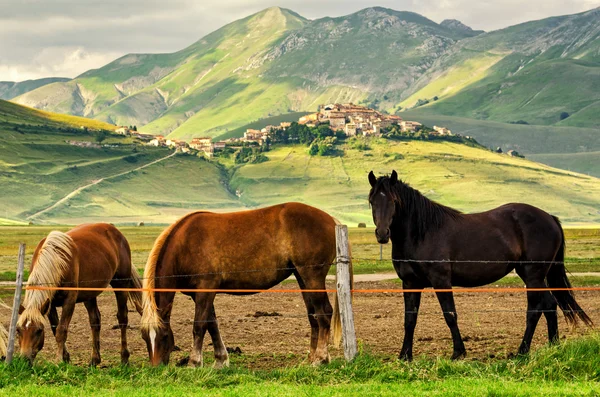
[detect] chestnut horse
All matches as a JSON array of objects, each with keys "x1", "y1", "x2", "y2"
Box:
[
  {"x1": 17, "y1": 223, "x2": 143, "y2": 365},
  {"x1": 368, "y1": 170, "x2": 592, "y2": 360},
  {"x1": 141, "y1": 203, "x2": 344, "y2": 366}
]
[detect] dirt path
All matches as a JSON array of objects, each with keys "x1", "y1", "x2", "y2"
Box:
[
  {"x1": 4, "y1": 279, "x2": 597, "y2": 368},
  {"x1": 27, "y1": 152, "x2": 176, "y2": 220}
]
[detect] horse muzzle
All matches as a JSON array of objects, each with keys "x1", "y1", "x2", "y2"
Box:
[{"x1": 375, "y1": 228, "x2": 390, "y2": 244}]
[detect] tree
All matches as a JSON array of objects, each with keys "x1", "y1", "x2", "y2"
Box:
[
  {"x1": 95, "y1": 130, "x2": 108, "y2": 144},
  {"x1": 133, "y1": 125, "x2": 138, "y2": 131},
  {"x1": 560, "y1": 112, "x2": 570, "y2": 120}
]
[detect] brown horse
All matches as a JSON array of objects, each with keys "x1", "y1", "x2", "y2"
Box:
[
  {"x1": 141, "y1": 203, "x2": 345, "y2": 367},
  {"x1": 17, "y1": 223, "x2": 143, "y2": 365},
  {"x1": 368, "y1": 170, "x2": 592, "y2": 360}
]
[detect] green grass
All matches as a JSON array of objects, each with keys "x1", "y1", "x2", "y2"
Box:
[{"x1": 3, "y1": 335, "x2": 600, "y2": 395}]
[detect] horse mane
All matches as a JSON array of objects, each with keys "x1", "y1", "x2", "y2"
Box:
[
  {"x1": 141, "y1": 212, "x2": 204, "y2": 332},
  {"x1": 370, "y1": 177, "x2": 462, "y2": 242},
  {"x1": 18, "y1": 231, "x2": 75, "y2": 326}
]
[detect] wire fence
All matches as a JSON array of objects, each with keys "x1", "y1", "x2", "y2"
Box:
[{"x1": 1, "y1": 256, "x2": 599, "y2": 294}]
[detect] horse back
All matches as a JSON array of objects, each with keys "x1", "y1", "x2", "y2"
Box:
[
  {"x1": 66, "y1": 223, "x2": 128, "y2": 289},
  {"x1": 162, "y1": 203, "x2": 336, "y2": 289}
]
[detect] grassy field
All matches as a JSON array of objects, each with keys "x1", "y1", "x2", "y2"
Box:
[
  {"x1": 0, "y1": 226, "x2": 598, "y2": 281},
  {"x1": 400, "y1": 110, "x2": 600, "y2": 177},
  {"x1": 2, "y1": 334, "x2": 600, "y2": 396}
]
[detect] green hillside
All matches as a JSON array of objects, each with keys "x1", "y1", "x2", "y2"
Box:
[
  {"x1": 400, "y1": 110, "x2": 600, "y2": 177},
  {"x1": 23, "y1": 136, "x2": 600, "y2": 226},
  {"x1": 0, "y1": 99, "x2": 116, "y2": 131},
  {"x1": 0, "y1": 78, "x2": 70, "y2": 100}
]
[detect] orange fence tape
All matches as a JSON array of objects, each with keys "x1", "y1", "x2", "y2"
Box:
[{"x1": 3, "y1": 285, "x2": 600, "y2": 294}]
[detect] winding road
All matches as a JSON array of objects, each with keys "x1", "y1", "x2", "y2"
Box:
[{"x1": 27, "y1": 152, "x2": 176, "y2": 220}]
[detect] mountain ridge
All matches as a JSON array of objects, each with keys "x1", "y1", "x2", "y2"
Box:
[{"x1": 11, "y1": 6, "x2": 600, "y2": 138}]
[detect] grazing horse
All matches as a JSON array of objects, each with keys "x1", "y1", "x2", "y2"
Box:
[
  {"x1": 141, "y1": 203, "x2": 344, "y2": 367},
  {"x1": 368, "y1": 170, "x2": 592, "y2": 360},
  {"x1": 17, "y1": 223, "x2": 143, "y2": 365}
]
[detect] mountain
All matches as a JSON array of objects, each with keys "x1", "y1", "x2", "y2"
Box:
[
  {"x1": 440, "y1": 19, "x2": 484, "y2": 36},
  {"x1": 12, "y1": 6, "x2": 600, "y2": 140},
  {"x1": 0, "y1": 77, "x2": 70, "y2": 100},
  {"x1": 401, "y1": 7, "x2": 600, "y2": 126}
]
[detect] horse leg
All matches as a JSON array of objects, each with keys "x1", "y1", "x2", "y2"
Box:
[
  {"x1": 55, "y1": 291, "x2": 77, "y2": 363},
  {"x1": 190, "y1": 291, "x2": 216, "y2": 367},
  {"x1": 48, "y1": 304, "x2": 59, "y2": 337},
  {"x1": 296, "y1": 275, "x2": 319, "y2": 362},
  {"x1": 544, "y1": 295, "x2": 559, "y2": 345},
  {"x1": 114, "y1": 291, "x2": 131, "y2": 365},
  {"x1": 296, "y1": 266, "x2": 332, "y2": 365},
  {"x1": 206, "y1": 304, "x2": 229, "y2": 368},
  {"x1": 84, "y1": 298, "x2": 102, "y2": 366},
  {"x1": 434, "y1": 291, "x2": 466, "y2": 359},
  {"x1": 516, "y1": 266, "x2": 556, "y2": 354},
  {"x1": 399, "y1": 281, "x2": 422, "y2": 361}
]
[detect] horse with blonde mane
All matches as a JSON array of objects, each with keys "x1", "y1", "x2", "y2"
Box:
[
  {"x1": 141, "y1": 202, "x2": 348, "y2": 367},
  {"x1": 17, "y1": 223, "x2": 143, "y2": 365}
]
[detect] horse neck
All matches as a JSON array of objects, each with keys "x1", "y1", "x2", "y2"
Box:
[{"x1": 391, "y1": 183, "x2": 459, "y2": 251}]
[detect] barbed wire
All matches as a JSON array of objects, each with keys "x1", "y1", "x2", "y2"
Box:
[{"x1": 5, "y1": 257, "x2": 599, "y2": 287}]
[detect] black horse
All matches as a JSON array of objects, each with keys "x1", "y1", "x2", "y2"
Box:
[{"x1": 368, "y1": 170, "x2": 592, "y2": 360}]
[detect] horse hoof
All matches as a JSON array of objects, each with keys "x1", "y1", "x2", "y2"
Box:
[
  {"x1": 451, "y1": 350, "x2": 466, "y2": 360},
  {"x1": 176, "y1": 356, "x2": 190, "y2": 367},
  {"x1": 213, "y1": 358, "x2": 230, "y2": 369},
  {"x1": 121, "y1": 349, "x2": 130, "y2": 365},
  {"x1": 311, "y1": 353, "x2": 330, "y2": 366},
  {"x1": 398, "y1": 352, "x2": 413, "y2": 362},
  {"x1": 63, "y1": 352, "x2": 71, "y2": 363}
]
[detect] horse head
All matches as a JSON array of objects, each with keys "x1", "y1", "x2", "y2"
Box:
[
  {"x1": 17, "y1": 299, "x2": 49, "y2": 365},
  {"x1": 141, "y1": 301, "x2": 175, "y2": 366},
  {"x1": 368, "y1": 170, "x2": 399, "y2": 244}
]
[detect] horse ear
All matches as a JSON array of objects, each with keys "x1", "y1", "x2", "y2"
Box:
[
  {"x1": 390, "y1": 170, "x2": 398, "y2": 184},
  {"x1": 368, "y1": 171, "x2": 377, "y2": 187},
  {"x1": 40, "y1": 299, "x2": 50, "y2": 316},
  {"x1": 19, "y1": 304, "x2": 25, "y2": 315}
]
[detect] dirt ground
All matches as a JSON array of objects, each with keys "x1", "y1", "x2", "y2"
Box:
[{"x1": 4, "y1": 280, "x2": 599, "y2": 368}]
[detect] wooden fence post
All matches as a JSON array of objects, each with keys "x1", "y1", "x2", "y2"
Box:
[
  {"x1": 6, "y1": 243, "x2": 25, "y2": 364},
  {"x1": 335, "y1": 225, "x2": 357, "y2": 361}
]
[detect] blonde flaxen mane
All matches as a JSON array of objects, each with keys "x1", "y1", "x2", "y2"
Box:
[
  {"x1": 17, "y1": 231, "x2": 75, "y2": 326},
  {"x1": 141, "y1": 212, "x2": 205, "y2": 332}
]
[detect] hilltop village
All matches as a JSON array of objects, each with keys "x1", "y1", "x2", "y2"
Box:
[{"x1": 122, "y1": 103, "x2": 455, "y2": 157}]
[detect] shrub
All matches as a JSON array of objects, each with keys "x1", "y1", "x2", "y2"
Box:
[{"x1": 560, "y1": 111, "x2": 570, "y2": 120}]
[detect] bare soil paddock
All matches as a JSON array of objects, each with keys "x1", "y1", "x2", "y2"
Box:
[{"x1": 3, "y1": 280, "x2": 598, "y2": 369}]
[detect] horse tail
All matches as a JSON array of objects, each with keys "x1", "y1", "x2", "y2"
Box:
[
  {"x1": 127, "y1": 263, "x2": 143, "y2": 315},
  {"x1": 331, "y1": 219, "x2": 353, "y2": 348},
  {"x1": 546, "y1": 216, "x2": 593, "y2": 327},
  {"x1": 141, "y1": 212, "x2": 201, "y2": 332}
]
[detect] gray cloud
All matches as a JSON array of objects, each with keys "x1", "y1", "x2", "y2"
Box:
[{"x1": 0, "y1": 0, "x2": 598, "y2": 81}]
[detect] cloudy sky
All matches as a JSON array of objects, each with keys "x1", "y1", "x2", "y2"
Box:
[{"x1": 1, "y1": 0, "x2": 598, "y2": 82}]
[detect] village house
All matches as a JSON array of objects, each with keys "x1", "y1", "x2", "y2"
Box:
[
  {"x1": 134, "y1": 133, "x2": 154, "y2": 141},
  {"x1": 213, "y1": 141, "x2": 226, "y2": 151},
  {"x1": 298, "y1": 113, "x2": 319, "y2": 125},
  {"x1": 344, "y1": 122, "x2": 357, "y2": 136},
  {"x1": 244, "y1": 129, "x2": 268, "y2": 143},
  {"x1": 189, "y1": 137, "x2": 214, "y2": 156},
  {"x1": 400, "y1": 120, "x2": 422, "y2": 133},
  {"x1": 148, "y1": 135, "x2": 166, "y2": 147},
  {"x1": 115, "y1": 126, "x2": 130, "y2": 135},
  {"x1": 432, "y1": 126, "x2": 452, "y2": 136}
]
